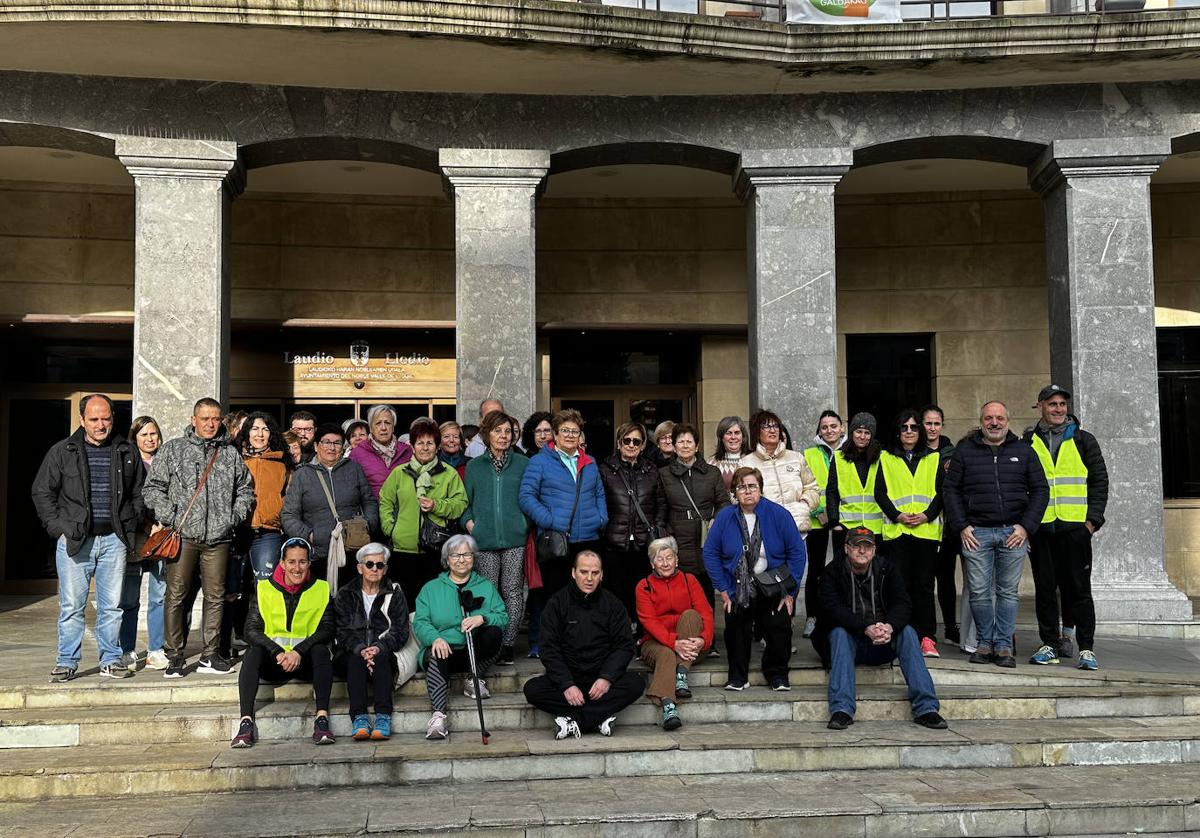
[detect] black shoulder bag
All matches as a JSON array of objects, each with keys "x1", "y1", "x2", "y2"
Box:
[{"x1": 536, "y1": 474, "x2": 583, "y2": 563}]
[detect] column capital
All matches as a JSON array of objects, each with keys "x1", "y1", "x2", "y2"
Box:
[
  {"x1": 734, "y1": 148, "x2": 852, "y2": 200},
  {"x1": 1028, "y1": 137, "x2": 1171, "y2": 196},
  {"x1": 115, "y1": 137, "x2": 244, "y2": 196},
  {"x1": 439, "y1": 148, "x2": 549, "y2": 190}
]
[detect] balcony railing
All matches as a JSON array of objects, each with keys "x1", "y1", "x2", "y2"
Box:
[{"x1": 592, "y1": 0, "x2": 1200, "y2": 22}]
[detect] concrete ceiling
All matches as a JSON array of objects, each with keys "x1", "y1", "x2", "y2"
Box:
[{"x1": 3, "y1": 146, "x2": 1200, "y2": 196}]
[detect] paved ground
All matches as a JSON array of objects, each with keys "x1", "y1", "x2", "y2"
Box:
[{"x1": 3, "y1": 594, "x2": 1197, "y2": 688}]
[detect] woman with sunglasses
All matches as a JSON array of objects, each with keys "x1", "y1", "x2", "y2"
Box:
[
  {"x1": 333, "y1": 542, "x2": 410, "y2": 741},
  {"x1": 875, "y1": 409, "x2": 945, "y2": 659},
  {"x1": 232, "y1": 537, "x2": 335, "y2": 748},
  {"x1": 599, "y1": 422, "x2": 667, "y2": 628}
]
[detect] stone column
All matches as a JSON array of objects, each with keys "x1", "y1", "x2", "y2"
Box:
[
  {"x1": 440, "y1": 149, "x2": 548, "y2": 423},
  {"x1": 1030, "y1": 137, "x2": 1192, "y2": 623},
  {"x1": 117, "y1": 138, "x2": 243, "y2": 437},
  {"x1": 736, "y1": 149, "x2": 851, "y2": 440}
]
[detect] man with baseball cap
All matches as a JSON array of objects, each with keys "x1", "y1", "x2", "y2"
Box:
[
  {"x1": 812, "y1": 525, "x2": 946, "y2": 731},
  {"x1": 1021, "y1": 385, "x2": 1108, "y2": 670}
]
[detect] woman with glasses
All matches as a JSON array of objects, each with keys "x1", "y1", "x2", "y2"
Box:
[
  {"x1": 636, "y1": 536, "x2": 713, "y2": 731},
  {"x1": 739, "y1": 409, "x2": 820, "y2": 537},
  {"x1": 462, "y1": 410, "x2": 529, "y2": 665},
  {"x1": 333, "y1": 542, "x2": 410, "y2": 741},
  {"x1": 519, "y1": 412, "x2": 554, "y2": 456},
  {"x1": 349, "y1": 405, "x2": 414, "y2": 500},
  {"x1": 651, "y1": 421, "x2": 676, "y2": 468},
  {"x1": 380, "y1": 418, "x2": 469, "y2": 610},
  {"x1": 599, "y1": 422, "x2": 667, "y2": 627},
  {"x1": 519, "y1": 409, "x2": 608, "y2": 598},
  {"x1": 708, "y1": 416, "x2": 752, "y2": 494},
  {"x1": 876, "y1": 409, "x2": 945, "y2": 658},
  {"x1": 412, "y1": 534, "x2": 507, "y2": 740},
  {"x1": 800, "y1": 410, "x2": 846, "y2": 639},
  {"x1": 231, "y1": 537, "x2": 335, "y2": 748}
]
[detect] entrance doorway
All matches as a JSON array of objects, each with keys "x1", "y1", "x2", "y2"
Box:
[
  {"x1": 554, "y1": 393, "x2": 691, "y2": 463},
  {"x1": 845, "y1": 333, "x2": 934, "y2": 429}
]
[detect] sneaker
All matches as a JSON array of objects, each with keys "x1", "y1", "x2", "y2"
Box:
[
  {"x1": 921, "y1": 637, "x2": 940, "y2": 658},
  {"x1": 1029, "y1": 645, "x2": 1060, "y2": 666},
  {"x1": 723, "y1": 681, "x2": 748, "y2": 692},
  {"x1": 1077, "y1": 650, "x2": 1099, "y2": 671},
  {"x1": 553, "y1": 716, "x2": 581, "y2": 740},
  {"x1": 464, "y1": 678, "x2": 490, "y2": 700},
  {"x1": 120, "y1": 651, "x2": 143, "y2": 670},
  {"x1": 48, "y1": 665, "x2": 76, "y2": 684},
  {"x1": 802, "y1": 616, "x2": 817, "y2": 639},
  {"x1": 962, "y1": 644, "x2": 978, "y2": 655},
  {"x1": 914, "y1": 711, "x2": 948, "y2": 730},
  {"x1": 498, "y1": 646, "x2": 515, "y2": 666},
  {"x1": 371, "y1": 714, "x2": 392, "y2": 740},
  {"x1": 994, "y1": 649, "x2": 1017, "y2": 668},
  {"x1": 944, "y1": 624, "x2": 961, "y2": 646},
  {"x1": 145, "y1": 650, "x2": 170, "y2": 671},
  {"x1": 827, "y1": 711, "x2": 854, "y2": 731},
  {"x1": 527, "y1": 645, "x2": 540, "y2": 659},
  {"x1": 197, "y1": 654, "x2": 235, "y2": 675},
  {"x1": 769, "y1": 678, "x2": 791, "y2": 692},
  {"x1": 968, "y1": 648, "x2": 994, "y2": 665},
  {"x1": 426, "y1": 711, "x2": 449, "y2": 740},
  {"x1": 312, "y1": 715, "x2": 335, "y2": 745},
  {"x1": 674, "y1": 669, "x2": 692, "y2": 699},
  {"x1": 164, "y1": 656, "x2": 187, "y2": 678},
  {"x1": 661, "y1": 702, "x2": 682, "y2": 731},
  {"x1": 1057, "y1": 634, "x2": 1076, "y2": 660},
  {"x1": 707, "y1": 642, "x2": 720, "y2": 658},
  {"x1": 598, "y1": 715, "x2": 618, "y2": 737},
  {"x1": 99, "y1": 662, "x2": 133, "y2": 679},
  {"x1": 352, "y1": 714, "x2": 372, "y2": 741},
  {"x1": 230, "y1": 718, "x2": 256, "y2": 749}
]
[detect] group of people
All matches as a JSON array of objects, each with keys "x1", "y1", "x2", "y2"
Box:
[{"x1": 31, "y1": 381, "x2": 1106, "y2": 738}]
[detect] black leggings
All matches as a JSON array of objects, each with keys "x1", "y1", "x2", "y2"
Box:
[
  {"x1": 238, "y1": 643, "x2": 332, "y2": 718},
  {"x1": 423, "y1": 625, "x2": 503, "y2": 713},
  {"x1": 346, "y1": 650, "x2": 395, "y2": 717}
]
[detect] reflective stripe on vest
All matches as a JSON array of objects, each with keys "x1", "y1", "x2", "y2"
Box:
[
  {"x1": 833, "y1": 451, "x2": 883, "y2": 534},
  {"x1": 257, "y1": 579, "x2": 331, "y2": 653},
  {"x1": 803, "y1": 446, "x2": 832, "y2": 527},
  {"x1": 1030, "y1": 435, "x2": 1089, "y2": 523},
  {"x1": 879, "y1": 451, "x2": 943, "y2": 542}
]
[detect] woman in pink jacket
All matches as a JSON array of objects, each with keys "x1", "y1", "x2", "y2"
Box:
[{"x1": 349, "y1": 405, "x2": 414, "y2": 499}]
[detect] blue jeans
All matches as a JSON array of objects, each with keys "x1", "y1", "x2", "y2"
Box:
[
  {"x1": 56, "y1": 533, "x2": 126, "y2": 668},
  {"x1": 827, "y1": 625, "x2": 939, "y2": 718},
  {"x1": 961, "y1": 526, "x2": 1026, "y2": 652},
  {"x1": 119, "y1": 558, "x2": 166, "y2": 654},
  {"x1": 247, "y1": 531, "x2": 282, "y2": 582}
]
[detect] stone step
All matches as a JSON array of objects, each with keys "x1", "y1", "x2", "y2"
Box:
[
  {"x1": 2, "y1": 716, "x2": 1199, "y2": 801},
  {"x1": 4, "y1": 681, "x2": 1200, "y2": 748}
]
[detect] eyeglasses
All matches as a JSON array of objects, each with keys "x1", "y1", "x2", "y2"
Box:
[
  {"x1": 900, "y1": 424, "x2": 919, "y2": 431},
  {"x1": 557, "y1": 428, "x2": 581, "y2": 437},
  {"x1": 448, "y1": 552, "x2": 474, "y2": 561},
  {"x1": 317, "y1": 439, "x2": 342, "y2": 448},
  {"x1": 735, "y1": 484, "x2": 761, "y2": 493},
  {"x1": 760, "y1": 423, "x2": 780, "y2": 431},
  {"x1": 620, "y1": 437, "x2": 644, "y2": 447},
  {"x1": 360, "y1": 560, "x2": 387, "y2": 570}
]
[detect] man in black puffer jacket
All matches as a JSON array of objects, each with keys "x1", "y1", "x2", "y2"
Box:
[
  {"x1": 523, "y1": 551, "x2": 644, "y2": 739},
  {"x1": 944, "y1": 401, "x2": 1049, "y2": 669}
]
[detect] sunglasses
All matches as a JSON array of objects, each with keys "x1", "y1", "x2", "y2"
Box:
[
  {"x1": 360, "y1": 560, "x2": 388, "y2": 570},
  {"x1": 900, "y1": 424, "x2": 920, "y2": 431},
  {"x1": 620, "y1": 437, "x2": 644, "y2": 447}
]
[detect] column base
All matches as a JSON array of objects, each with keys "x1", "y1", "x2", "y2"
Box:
[{"x1": 1092, "y1": 579, "x2": 1195, "y2": 623}]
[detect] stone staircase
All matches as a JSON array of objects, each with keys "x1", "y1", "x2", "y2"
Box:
[{"x1": 3, "y1": 651, "x2": 1200, "y2": 836}]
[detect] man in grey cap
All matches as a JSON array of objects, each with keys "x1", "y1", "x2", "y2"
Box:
[{"x1": 1021, "y1": 385, "x2": 1108, "y2": 670}]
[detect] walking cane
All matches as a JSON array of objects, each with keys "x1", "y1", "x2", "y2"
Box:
[{"x1": 459, "y1": 588, "x2": 491, "y2": 745}]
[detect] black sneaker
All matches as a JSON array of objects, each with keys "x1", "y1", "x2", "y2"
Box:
[
  {"x1": 944, "y1": 624, "x2": 961, "y2": 646},
  {"x1": 723, "y1": 681, "x2": 748, "y2": 691},
  {"x1": 48, "y1": 665, "x2": 76, "y2": 684},
  {"x1": 914, "y1": 711, "x2": 948, "y2": 730},
  {"x1": 498, "y1": 646, "x2": 515, "y2": 666},
  {"x1": 968, "y1": 648, "x2": 995, "y2": 665},
  {"x1": 197, "y1": 654, "x2": 235, "y2": 675},
  {"x1": 827, "y1": 711, "x2": 854, "y2": 731},
  {"x1": 230, "y1": 718, "x2": 256, "y2": 749},
  {"x1": 312, "y1": 715, "x2": 335, "y2": 745},
  {"x1": 99, "y1": 662, "x2": 133, "y2": 679},
  {"x1": 769, "y1": 679, "x2": 791, "y2": 692},
  {"x1": 164, "y1": 657, "x2": 188, "y2": 679},
  {"x1": 994, "y1": 651, "x2": 1017, "y2": 669}
]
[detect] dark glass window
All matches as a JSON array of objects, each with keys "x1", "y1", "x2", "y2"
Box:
[
  {"x1": 550, "y1": 332, "x2": 697, "y2": 387},
  {"x1": 845, "y1": 333, "x2": 934, "y2": 428},
  {"x1": 1158, "y1": 327, "x2": 1200, "y2": 498}
]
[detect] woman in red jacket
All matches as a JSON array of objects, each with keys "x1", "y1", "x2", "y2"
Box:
[{"x1": 636, "y1": 536, "x2": 714, "y2": 731}]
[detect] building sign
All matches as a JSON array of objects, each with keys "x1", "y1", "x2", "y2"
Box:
[
  {"x1": 786, "y1": 0, "x2": 901, "y2": 23},
  {"x1": 284, "y1": 340, "x2": 455, "y2": 385}
]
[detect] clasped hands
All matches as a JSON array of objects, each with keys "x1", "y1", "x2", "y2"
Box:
[{"x1": 563, "y1": 679, "x2": 610, "y2": 706}]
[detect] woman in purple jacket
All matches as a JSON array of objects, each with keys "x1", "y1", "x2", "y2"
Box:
[{"x1": 349, "y1": 405, "x2": 414, "y2": 499}]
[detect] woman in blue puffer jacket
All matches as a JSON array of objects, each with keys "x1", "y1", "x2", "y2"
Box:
[{"x1": 519, "y1": 409, "x2": 608, "y2": 599}]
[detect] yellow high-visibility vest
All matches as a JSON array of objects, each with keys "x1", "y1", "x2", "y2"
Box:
[
  {"x1": 880, "y1": 451, "x2": 943, "y2": 542},
  {"x1": 1030, "y1": 435, "x2": 1089, "y2": 524},
  {"x1": 803, "y1": 446, "x2": 832, "y2": 528},
  {"x1": 833, "y1": 450, "x2": 882, "y2": 534},
  {"x1": 257, "y1": 579, "x2": 330, "y2": 652}
]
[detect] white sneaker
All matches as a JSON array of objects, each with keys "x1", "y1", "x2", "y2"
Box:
[
  {"x1": 144, "y1": 650, "x2": 169, "y2": 671},
  {"x1": 464, "y1": 678, "x2": 490, "y2": 700},
  {"x1": 803, "y1": 617, "x2": 817, "y2": 638},
  {"x1": 425, "y1": 711, "x2": 448, "y2": 740},
  {"x1": 554, "y1": 716, "x2": 581, "y2": 740},
  {"x1": 598, "y1": 715, "x2": 618, "y2": 737}
]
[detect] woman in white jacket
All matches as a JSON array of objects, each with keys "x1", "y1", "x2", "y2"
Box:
[{"x1": 738, "y1": 410, "x2": 820, "y2": 535}]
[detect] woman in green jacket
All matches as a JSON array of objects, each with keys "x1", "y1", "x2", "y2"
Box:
[
  {"x1": 380, "y1": 418, "x2": 469, "y2": 610},
  {"x1": 462, "y1": 410, "x2": 529, "y2": 666},
  {"x1": 413, "y1": 534, "x2": 508, "y2": 740}
]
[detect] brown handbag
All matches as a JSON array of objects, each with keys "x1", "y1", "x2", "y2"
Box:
[{"x1": 140, "y1": 450, "x2": 220, "y2": 561}]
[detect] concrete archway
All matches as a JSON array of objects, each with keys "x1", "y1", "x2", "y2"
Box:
[{"x1": 852, "y1": 135, "x2": 1046, "y2": 170}]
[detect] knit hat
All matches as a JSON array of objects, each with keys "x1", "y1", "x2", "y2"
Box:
[{"x1": 847, "y1": 412, "x2": 877, "y2": 438}]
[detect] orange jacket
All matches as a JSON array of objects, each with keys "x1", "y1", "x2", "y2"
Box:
[{"x1": 244, "y1": 450, "x2": 287, "y2": 530}]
